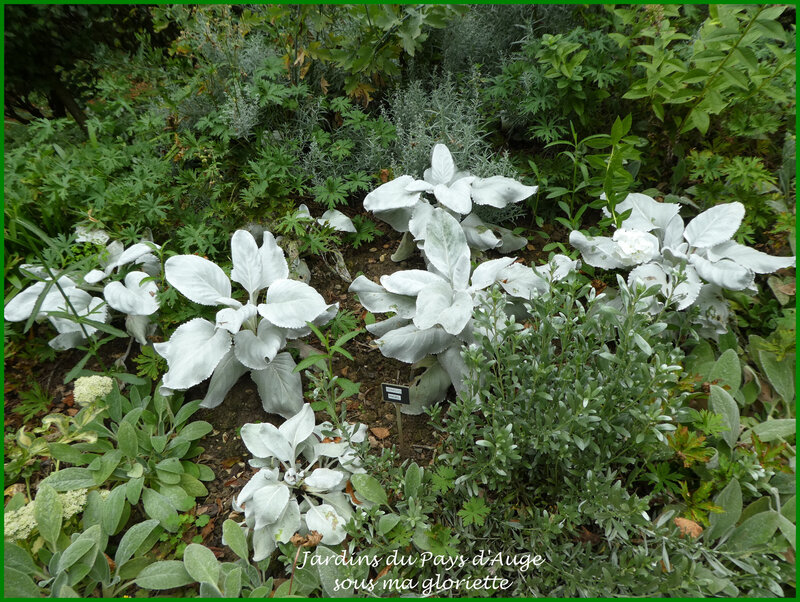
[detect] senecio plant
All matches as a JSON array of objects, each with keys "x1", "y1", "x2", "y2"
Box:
[
  {"x1": 155, "y1": 229, "x2": 337, "y2": 417},
  {"x1": 569, "y1": 194, "x2": 796, "y2": 335},
  {"x1": 364, "y1": 143, "x2": 537, "y2": 259},
  {"x1": 231, "y1": 404, "x2": 367, "y2": 561},
  {"x1": 351, "y1": 208, "x2": 576, "y2": 413},
  {"x1": 4, "y1": 238, "x2": 161, "y2": 349}
]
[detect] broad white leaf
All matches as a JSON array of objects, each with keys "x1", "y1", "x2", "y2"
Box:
[
  {"x1": 689, "y1": 254, "x2": 755, "y2": 291},
  {"x1": 460, "y1": 213, "x2": 501, "y2": 250},
  {"x1": 231, "y1": 230, "x2": 266, "y2": 297},
  {"x1": 315, "y1": 492, "x2": 355, "y2": 522},
  {"x1": 251, "y1": 525, "x2": 277, "y2": 562},
  {"x1": 201, "y1": 350, "x2": 249, "y2": 409},
  {"x1": 4, "y1": 277, "x2": 79, "y2": 322},
  {"x1": 376, "y1": 324, "x2": 453, "y2": 363},
  {"x1": 250, "y1": 483, "x2": 291, "y2": 530},
  {"x1": 427, "y1": 144, "x2": 455, "y2": 185},
  {"x1": 103, "y1": 271, "x2": 159, "y2": 316},
  {"x1": 616, "y1": 193, "x2": 680, "y2": 232},
  {"x1": 304, "y1": 468, "x2": 346, "y2": 492},
  {"x1": 258, "y1": 280, "x2": 327, "y2": 328},
  {"x1": 270, "y1": 499, "x2": 301, "y2": 544},
  {"x1": 363, "y1": 175, "x2": 421, "y2": 213},
  {"x1": 135, "y1": 253, "x2": 161, "y2": 276},
  {"x1": 706, "y1": 241, "x2": 796, "y2": 273},
  {"x1": 569, "y1": 231, "x2": 626, "y2": 269},
  {"x1": 438, "y1": 343, "x2": 468, "y2": 394},
  {"x1": 83, "y1": 269, "x2": 107, "y2": 284},
  {"x1": 380, "y1": 270, "x2": 445, "y2": 296},
  {"x1": 372, "y1": 207, "x2": 415, "y2": 233},
  {"x1": 49, "y1": 331, "x2": 88, "y2": 351},
  {"x1": 470, "y1": 176, "x2": 537, "y2": 208},
  {"x1": 349, "y1": 275, "x2": 416, "y2": 317},
  {"x1": 154, "y1": 318, "x2": 232, "y2": 390},
  {"x1": 683, "y1": 202, "x2": 745, "y2": 248},
  {"x1": 318, "y1": 210, "x2": 356, "y2": 233},
  {"x1": 672, "y1": 265, "x2": 703, "y2": 310},
  {"x1": 234, "y1": 321, "x2": 286, "y2": 370},
  {"x1": 405, "y1": 361, "x2": 451, "y2": 416},
  {"x1": 215, "y1": 303, "x2": 257, "y2": 334},
  {"x1": 365, "y1": 315, "x2": 411, "y2": 338},
  {"x1": 111, "y1": 242, "x2": 161, "y2": 271},
  {"x1": 423, "y1": 209, "x2": 471, "y2": 289},
  {"x1": 47, "y1": 293, "x2": 106, "y2": 334},
  {"x1": 241, "y1": 422, "x2": 292, "y2": 463},
  {"x1": 662, "y1": 214, "x2": 685, "y2": 248},
  {"x1": 295, "y1": 204, "x2": 313, "y2": 219},
  {"x1": 494, "y1": 224, "x2": 528, "y2": 253},
  {"x1": 165, "y1": 255, "x2": 232, "y2": 306},
  {"x1": 414, "y1": 284, "x2": 473, "y2": 336},
  {"x1": 236, "y1": 470, "x2": 279, "y2": 509},
  {"x1": 612, "y1": 229, "x2": 660, "y2": 265},
  {"x1": 471, "y1": 257, "x2": 516, "y2": 291},
  {"x1": 628, "y1": 263, "x2": 668, "y2": 291},
  {"x1": 278, "y1": 403, "x2": 315, "y2": 457},
  {"x1": 408, "y1": 201, "x2": 435, "y2": 241},
  {"x1": 546, "y1": 254, "x2": 579, "y2": 281},
  {"x1": 126, "y1": 314, "x2": 152, "y2": 345},
  {"x1": 250, "y1": 352, "x2": 303, "y2": 418},
  {"x1": 433, "y1": 178, "x2": 473, "y2": 214},
  {"x1": 259, "y1": 232, "x2": 289, "y2": 287},
  {"x1": 304, "y1": 504, "x2": 347, "y2": 545},
  {"x1": 498, "y1": 263, "x2": 548, "y2": 299}
]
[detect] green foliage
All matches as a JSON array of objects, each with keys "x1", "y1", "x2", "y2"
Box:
[
  {"x1": 12, "y1": 383, "x2": 54, "y2": 423},
  {"x1": 345, "y1": 215, "x2": 383, "y2": 249}
]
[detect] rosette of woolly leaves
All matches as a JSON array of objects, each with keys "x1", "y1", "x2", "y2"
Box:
[
  {"x1": 103, "y1": 271, "x2": 160, "y2": 345},
  {"x1": 155, "y1": 230, "x2": 337, "y2": 418},
  {"x1": 364, "y1": 144, "x2": 536, "y2": 256},
  {"x1": 570, "y1": 195, "x2": 795, "y2": 332},
  {"x1": 232, "y1": 405, "x2": 365, "y2": 561},
  {"x1": 350, "y1": 208, "x2": 576, "y2": 413}
]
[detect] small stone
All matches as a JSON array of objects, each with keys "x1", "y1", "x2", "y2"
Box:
[
  {"x1": 369, "y1": 247, "x2": 378, "y2": 252},
  {"x1": 370, "y1": 427, "x2": 390, "y2": 440},
  {"x1": 383, "y1": 244, "x2": 390, "y2": 249},
  {"x1": 66, "y1": 408, "x2": 78, "y2": 416},
  {"x1": 526, "y1": 244, "x2": 535, "y2": 251},
  {"x1": 368, "y1": 436, "x2": 379, "y2": 449},
  {"x1": 379, "y1": 254, "x2": 386, "y2": 262}
]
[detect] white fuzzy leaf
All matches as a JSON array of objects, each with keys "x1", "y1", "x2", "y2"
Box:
[
  {"x1": 215, "y1": 303, "x2": 257, "y2": 334},
  {"x1": 200, "y1": 350, "x2": 249, "y2": 409},
  {"x1": 428, "y1": 144, "x2": 455, "y2": 185},
  {"x1": 318, "y1": 210, "x2": 356, "y2": 233},
  {"x1": 683, "y1": 202, "x2": 745, "y2": 248},
  {"x1": 616, "y1": 193, "x2": 680, "y2": 232},
  {"x1": 49, "y1": 331, "x2": 88, "y2": 351},
  {"x1": 126, "y1": 314, "x2": 152, "y2": 345},
  {"x1": 304, "y1": 468, "x2": 345, "y2": 492},
  {"x1": 706, "y1": 241, "x2": 796, "y2": 273},
  {"x1": 304, "y1": 504, "x2": 347, "y2": 545},
  {"x1": 405, "y1": 361, "x2": 451, "y2": 416},
  {"x1": 236, "y1": 469, "x2": 279, "y2": 507},
  {"x1": 495, "y1": 225, "x2": 528, "y2": 253},
  {"x1": 423, "y1": 209, "x2": 470, "y2": 289},
  {"x1": 438, "y1": 343, "x2": 468, "y2": 394},
  {"x1": 365, "y1": 315, "x2": 411, "y2": 337},
  {"x1": 165, "y1": 255, "x2": 232, "y2": 306},
  {"x1": 470, "y1": 176, "x2": 537, "y2": 208},
  {"x1": 103, "y1": 271, "x2": 159, "y2": 316},
  {"x1": 569, "y1": 231, "x2": 626, "y2": 269},
  {"x1": 231, "y1": 230, "x2": 266, "y2": 296},
  {"x1": 673, "y1": 265, "x2": 703, "y2": 310},
  {"x1": 270, "y1": 499, "x2": 301, "y2": 544},
  {"x1": 372, "y1": 207, "x2": 415, "y2": 233},
  {"x1": 407, "y1": 201, "x2": 435, "y2": 241},
  {"x1": 628, "y1": 263, "x2": 668, "y2": 290},
  {"x1": 154, "y1": 318, "x2": 232, "y2": 390},
  {"x1": 433, "y1": 178, "x2": 473, "y2": 214},
  {"x1": 380, "y1": 270, "x2": 445, "y2": 296},
  {"x1": 662, "y1": 214, "x2": 685, "y2": 248},
  {"x1": 259, "y1": 232, "x2": 289, "y2": 287},
  {"x1": 414, "y1": 284, "x2": 473, "y2": 336},
  {"x1": 250, "y1": 352, "x2": 303, "y2": 418},
  {"x1": 258, "y1": 280, "x2": 327, "y2": 328},
  {"x1": 689, "y1": 254, "x2": 755, "y2": 290},
  {"x1": 241, "y1": 422, "x2": 292, "y2": 463},
  {"x1": 460, "y1": 213, "x2": 501, "y2": 250},
  {"x1": 348, "y1": 275, "x2": 416, "y2": 317},
  {"x1": 111, "y1": 242, "x2": 161, "y2": 271},
  {"x1": 471, "y1": 257, "x2": 516, "y2": 291},
  {"x1": 278, "y1": 403, "x2": 315, "y2": 457},
  {"x1": 234, "y1": 321, "x2": 285, "y2": 370},
  {"x1": 376, "y1": 324, "x2": 453, "y2": 363},
  {"x1": 250, "y1": 483, "x2": 291, "y2": 530},
  {"x1": 83, "y1": 269, "x2": 108, "y2": 284},
  {"x1": 364, "y1": 175, "x2": 421, "y2": 213},
  {"x1": 499, "y1": 263, "x2": 548, "y2": 299}
]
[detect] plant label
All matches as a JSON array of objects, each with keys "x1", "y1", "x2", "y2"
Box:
[{"x1": 381, "y1": 383, "x2": 410, "y2": 405}]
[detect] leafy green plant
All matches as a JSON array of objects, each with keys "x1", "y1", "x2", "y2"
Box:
[{"x1": 12, "y1": 382, "x2": 54, "y2": 423}]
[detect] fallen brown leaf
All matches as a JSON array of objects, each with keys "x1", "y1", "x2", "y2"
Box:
[
  {"x1": 674, "y1": 517, "x2": 703, "y2": 538},
  {"x1": 370, "y1": 427, "x2": 390, "y2": 440}
]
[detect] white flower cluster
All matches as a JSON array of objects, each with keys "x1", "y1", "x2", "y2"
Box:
[
  {"x1": 73, "y1": 375, "x2": 114, "y2": 405},
  {"x1": 3, "y1": 488, "x2": 89, "y2": 542}
]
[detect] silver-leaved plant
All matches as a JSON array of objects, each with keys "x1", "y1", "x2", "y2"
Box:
[
  {"x1": 350, "y1": 208, "x2": 576, "y2": 413},
  {"x1": 569, "y1": 194, "x2": 796, "y2": 335},
  {"x1": 154, "y1": 229, "x2": 337, "y2": 417},
  {"x1": 230, "y1": 404, "x2": 367, "y2": 561},
  {"x1": 364, "y1": 143, "x2": 537, "y2": 260}
]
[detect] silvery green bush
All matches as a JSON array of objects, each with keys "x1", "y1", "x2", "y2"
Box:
[
  {"x1": 364, "y1": 143, "x2": 536, "y2": 259},
  {"x1": 154, "y1": 229, "x2": 337, "y2": 417},
  {"x1": 350, "y1": 208, "x2": 576, "y2": 413},
  {"x1": 569, "y1": 194, "x2": 796, "y2": 335}
]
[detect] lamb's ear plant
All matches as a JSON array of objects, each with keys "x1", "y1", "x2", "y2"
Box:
[
  {"x1": 569, "y1": 194, "x2": 796, "y2": 336},
  {"x1": 154, "y1": 229, "x2": 338, "y2": 417},
  {"x1": 350, "y1": 208, "x2": 577, "y2": 413},
  {"x1": 363, "y1": 143, "x2": 537, "y2": 260}
]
